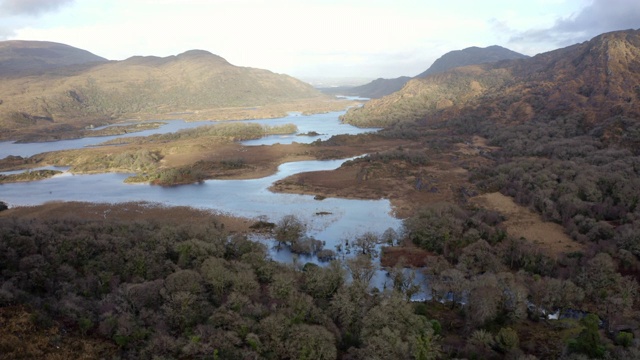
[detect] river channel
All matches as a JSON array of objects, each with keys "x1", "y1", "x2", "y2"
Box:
[{"x1": 0, "y1": 110, "x2": 425, "y2": 296}]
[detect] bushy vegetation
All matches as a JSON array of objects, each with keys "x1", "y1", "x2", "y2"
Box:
[
  {"x1": 340, "y1": 69, "x2": 512, "y2": 128},
  {"x1": 0, "y1": 169, "x2": 62, "y2": 183},
  {"x1": 0, "y1": 216, "x2": 441, "y2": 359},
  {"x1": 464, "y1": 114, "x2": 640, "y2": 252},
  {"x1": 347, "y1": 147, "x2": 431, "y2": 166},
  {"x1": 386, "y1": 106, "x2": 640, "y2": 358},
  {"x1": 101, "y1": 122, "x2": 298, "y2": 146}
]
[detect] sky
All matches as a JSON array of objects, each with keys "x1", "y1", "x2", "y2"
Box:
[{"x1": 1, "y1": 0, "x2": 639, "y2": 84}]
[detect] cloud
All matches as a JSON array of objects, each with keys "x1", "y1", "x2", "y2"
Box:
[
  {"x1": 0, "y1": 0, "x2": 74, "y2": 16},
  {"x1": 510, "y1": 0, "x2": 640, "y2": 49},
  {"x1": 555, "y1": 0, "x2": 640, "y2": 33}
]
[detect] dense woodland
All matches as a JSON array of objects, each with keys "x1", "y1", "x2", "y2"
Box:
[{"x1": 0, "y1": 216, "x2": 442, "y2": 359}]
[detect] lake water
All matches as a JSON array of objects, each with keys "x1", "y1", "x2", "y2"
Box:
[
  {"x1": 0, "y1": 110, "x2": 398, "y2": 252},
  {"x1": 0, "y1": 111, "x2": 377, "y2": 158},
  {"x1": 0, "y1": 110, "x2": 427, "y2": 297}
]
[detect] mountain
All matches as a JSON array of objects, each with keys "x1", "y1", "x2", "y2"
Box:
[
  {"x1": 0, "y1": 43, "x2": 328, "y2": 138},
  {"x1": 0, "y1": 40, "x2": 108, "y2": 76},
  {"x1": 326, "y1": 45, "x2": 527, "y2": 99},
  {"x1": 415, "y1": 45, "x2": 529, "y2": 78},
  {"x1": 320, "y1": 76, "x2": 412, "y2": 99},
  {"x1": 341, "y1": 30, "x2": 640, "y2": 128}
]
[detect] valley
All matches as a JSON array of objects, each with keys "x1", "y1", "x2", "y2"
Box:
[{"x1": 2, "y1": 29, "x2": 640, "y2": 359}]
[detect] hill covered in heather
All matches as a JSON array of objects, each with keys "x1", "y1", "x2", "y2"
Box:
[
  {"x1": 415, "y1": 45, "x2": 528, "y2": 78},
  {"x1": 0, "y1": 43, "x2": 335, "y2": 141},
  {"x1": 324, "y1": 45, "x2": 527, "y2": 99},
  {"x1": 0, "y1": 40, "x2": 108, "y2": 76},
  {"x1": 341, "y1": 30, "x2": 640, "y2": 132}
]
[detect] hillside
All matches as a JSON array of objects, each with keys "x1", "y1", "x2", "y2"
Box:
[
  {"x1": 320, "y1": 76, "x2": 411, "y2": 99},
  {"x1": 326, "y1": 45, "x2": 527, "y2": 99},
  {"x1": 416, "y1": 45, "x2": 528, "y2": 78},
  {"x1": 0, "y1": 40, "x2": 107, "y2": 76},
  {"x1": 342, "y1": 30, "x2": 640, "y2": 130},
  {"x1": 0, "y1": 44, "x2": 335, "y2": 141}
]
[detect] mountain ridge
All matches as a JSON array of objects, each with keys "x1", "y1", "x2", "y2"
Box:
[
  {"x1": 0, "y1": 42, "x2": 332, "y2": 140},
  {"x1": 341, "y1": 29, "x2": 640, "y2": 131},
  {"x1": 0, "y1": 40, "x2": 108, "y2": 76},
  {"x1": 324, "y1": 45, "x2": 528, "y2": 99},
  {"x1": 416, "y1": 45, "x2": 529, "y2": 78}
]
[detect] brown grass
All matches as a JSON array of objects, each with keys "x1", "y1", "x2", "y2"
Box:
[
  {"x1": 470, "y1": 192, "x2": 583, "y2": 257},
  {"x1": 0, "y1": 201, "x2": 254, "y2": 233},
  {"x1": 380, "y1": 244, "x2": 435, "y2": 268},
  {"x1": 270, "y1": 135, "x2": 485, "y2": 218}
]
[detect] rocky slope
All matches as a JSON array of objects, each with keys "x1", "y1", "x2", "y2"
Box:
[{"x1": 342, "y1": 30, "x2": 640, "y2": 129}]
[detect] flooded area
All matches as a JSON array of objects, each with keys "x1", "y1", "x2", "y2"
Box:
[{"x1": 0, "y1": 110, "x2": 428, "y2": 297}]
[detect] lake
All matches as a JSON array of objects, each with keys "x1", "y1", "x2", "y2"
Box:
[
  {"x1": 0, "y1": 110, "x2": 427, "y2": 297},
  {"x1": 0, "y1": 111, "x2": 378, "y2": 158}
]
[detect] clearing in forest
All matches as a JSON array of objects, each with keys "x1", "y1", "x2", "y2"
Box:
[{"x1": 471, "y1": 192, "x2": 584, "y2": 258}]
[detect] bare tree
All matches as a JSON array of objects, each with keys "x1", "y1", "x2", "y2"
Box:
[{"x1": 274, "y1": 215, "x2": 306, "y2": 250}]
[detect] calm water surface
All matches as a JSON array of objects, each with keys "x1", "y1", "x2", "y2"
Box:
[
  {"x1": 0, "y1": 109, "x2": 427, "y2": 297},
  {"x1": 0, "y1": 111, "x2": 377, "y2": 158},
  {"x1": 0, "y1": 110, "x2": 393, "y2": 239}
]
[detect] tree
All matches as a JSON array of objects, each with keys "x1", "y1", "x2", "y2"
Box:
[
  {"x1": 353, "y1": 232, "x2": 380, "y2": 258},
  {"x1": 274, "y1": 215, "x2": 306, "y2": 250},
  {"x1": 381, "y1": 227, "x2": 399, "y2": 246},
  {"x1": 466, "y1": 273, "x2": 502, "y2": 327},
  {"x1": 456, "y1": 239, "x2": 504, "y2": 276},
  {"x1": 200, "y1": 257, "x2": 234, "y2": 299},
  {"x1": 346, "y1": 255, "x2": 377, "y2": 287},
  {"x1": 528, "y1": 276, "x2": 584, "y2": 315},
  {"x1": 496, "y1": 272, "x2": 528, "y2": 321},
  {"x1": 162, "y1": 270, "x2": 208, "y2": 331},
  {"x1": 359, "y1": 292, "x2": 441, "y2": 359},
  {"x1": 329, "y1": 282, "x2": 372, "y2": 348},
  {"x1": 575, "y1": 252, "x2": 624, "y2": 314},
  {"x1": 269, "y1": 271, "x2": 298, "y2": 301},
  {"x1": 495, "y1": 327, "x2": 519, "y2": 353},
  {"x1": 302, "y1": 260, "x2": 345, "y2": 300},
  {"x1": 388, "y1": 262, "x2": 421, "y2": 300},
  {"x1": 431, "y1": 268, "x2": 468, "y2": 308},
  {"x1": 568, "y1": 314, "x2": 605, "y2": 358},
  {"x1": 285, "y1": 324, "x2": 337, "y2": 360},
  {"x1": 403, "y1": 203, "x2": 465, "y2": 256}
]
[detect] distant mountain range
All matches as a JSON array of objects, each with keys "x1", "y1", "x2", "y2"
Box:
[
  {"x1": 321, "y1": 45, "x2": 528, "y2": 99},
  {"x1": 0, "y1": 41, "x2": 327, "y2": 138},
  {"x1": 0, "y1": 40, "x2": 108, "y2": 76},
  {"x1": 415, "y1": 45, "x2": 529, "y2": 78},
  {"x1": 342, "y1": 29, "x2": 640, "y2": 134}
]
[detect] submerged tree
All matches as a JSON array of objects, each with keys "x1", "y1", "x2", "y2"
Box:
[{"x1": 274, "y1": 214, "x2": 306, "y2": 250}]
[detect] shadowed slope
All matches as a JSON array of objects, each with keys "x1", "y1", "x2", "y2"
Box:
[{"x1": 342, "y1": 30, "x2": 640, "y2": 129}]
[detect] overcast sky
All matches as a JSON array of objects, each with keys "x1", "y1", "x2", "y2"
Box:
[{"x1": 1, "y1": 0, "x2": 639, "y2": 83}]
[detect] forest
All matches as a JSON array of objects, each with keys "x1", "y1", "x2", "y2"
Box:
[{"x1": 0, "y1": 214, "x2": 441, "y2": 359}]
